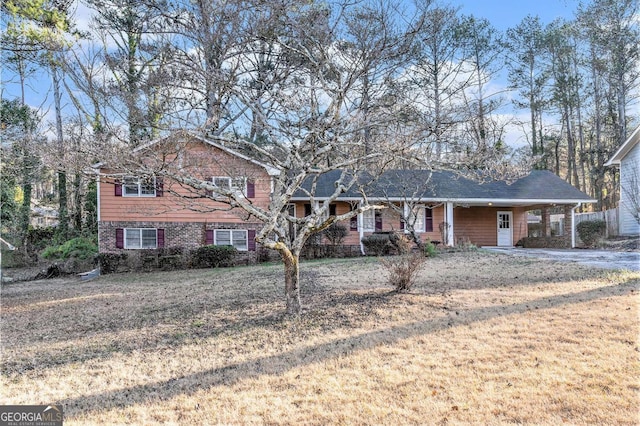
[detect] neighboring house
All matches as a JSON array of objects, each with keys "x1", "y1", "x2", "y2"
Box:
[
  {"x1": 30, "y1": 201, "x2": 58, "y2": 228},
  {"x1": 605, "y1": 126, "x2": 640, "y2": 236},
  {"x1": 96, "y1": 132, "x2": 595, "y2": 260}
]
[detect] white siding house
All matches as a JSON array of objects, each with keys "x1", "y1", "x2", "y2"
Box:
[{"x1": 605, "y1": 126, "x2": 640, "y2": 236}]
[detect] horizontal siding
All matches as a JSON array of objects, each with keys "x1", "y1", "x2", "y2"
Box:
[
  {"x1": 290, "y1": 202, "x2": 447, "y2": 246},
  {"x1": 620, "y1": 142, "x2": 640, "y2": 235},
  {"x1": 454, "y1": 206, "x2": 528, "y2": 247},
  {"x1": 100, "y1": 142, "x2": 272, "y2": 223}
]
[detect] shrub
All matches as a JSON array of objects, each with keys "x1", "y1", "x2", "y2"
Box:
[
  {"x1": 26, "y1": 227, "x2": 56, "y2": 251},
  {"x1": 577, "y1": 220, "x2": 606, "y2": 247},
  {"x1": 423, "y1": 240, "x2": 437, "y2": 257},
  {"x1": 98, "y1": 253, "x2": 128, "y2": 274},
  {"x1": 42, "y1": 237, "x2": 98, "y2": 260},
  {"x1": 322, "y1": 223, "x2": 348, "y2": 246},
  {"x1": 362, "y1": 233, "x2": 394, "y2": 255},
  {"x1": 191, "y1": 245, "x2": 238, "y2": 268},
  {"x1": 380, "y1": 252, "x2": 427, "y2": 291}
]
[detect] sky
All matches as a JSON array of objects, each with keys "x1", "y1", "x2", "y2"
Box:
[
  {"x1": 0, "y1": 0, "x2": 588, "y2": 149},
  {"x1": 448, "y1": 0, "x2": 577, "y2": 30}
]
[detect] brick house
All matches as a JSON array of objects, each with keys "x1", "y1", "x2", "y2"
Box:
[{"x1": 96, "y1": 132, "x2": 595, "y2": 261}]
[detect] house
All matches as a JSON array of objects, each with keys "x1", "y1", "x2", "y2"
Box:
[
  {"x1": 96, "y1": 132, "x2": 595, "y2": 261},
  {"x1": 291, "y1": 168, "x2": 594, "y2": 250},
  {"x1": 605, "y1": 126, "x2": 640, "y2": 236}
]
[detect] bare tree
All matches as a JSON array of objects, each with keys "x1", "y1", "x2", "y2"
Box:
[
  {"x1": 505, "y1": 15, "x2": 550, "y2": 168},
  {"x1": 101, "y1": 1, "x2": 418, "y2": 315},
  {"x1": 407, "y1": 4, "x2": 470, "y2": 161}
]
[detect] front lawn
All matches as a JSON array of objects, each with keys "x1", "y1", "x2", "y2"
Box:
[{"x1": 1, "y1": 252, "x2": 638, "y2": 424}]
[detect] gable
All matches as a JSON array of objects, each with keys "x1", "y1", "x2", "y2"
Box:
[
  {"x1": 134, "y1": 130, "x2": 281, "y2": 176},
  {"x1": 605, "y1": 126, "x2": 640, "y2": 166}
]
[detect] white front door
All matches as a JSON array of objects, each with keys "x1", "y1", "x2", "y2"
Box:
[{"x1": 497, "y1": 211, "x2": 513, "y2": 246}]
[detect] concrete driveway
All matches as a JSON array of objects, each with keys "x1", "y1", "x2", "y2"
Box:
[{"x1": 484, "y1": 247, "x2": 640, "y2": 271}]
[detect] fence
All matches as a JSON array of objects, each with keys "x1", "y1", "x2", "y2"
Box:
[{"x1": 574, "y1": 208, "x2": 619, "y2": 238}]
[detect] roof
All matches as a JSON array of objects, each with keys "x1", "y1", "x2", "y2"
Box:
[
  {"x1": 605, "y1": 126, "x2": 640, "y2": 166},
  {"x1": 292, "y1": 169, "x2": 595, "y2": 206}
]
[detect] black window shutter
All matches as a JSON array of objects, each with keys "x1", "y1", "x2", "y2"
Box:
[
  {"x1": 425, "y1": 208, "x2": 433, "y2": 232},
  {"x1": 248, "y1": 229, "x2": 256, "y2": 251},
  {"x1": 304, "y1": 204, "x2": 311, "y2": 216},
  {"x1": 350, "y1": 216, "x2": 358, "y2": 231},
  {"x1": 115, "y1": 228, "x2": 124, "y2": 248},
  {"x1": 329, "y1": 204, "x2": 337, "y2": 216},
  {"x1": 157, "y1": 229, "x2": 165, "y2": 248},
  {"x1": 156, "y1": 177, "x2": 164, "y2": 197},
  {"x1": 375, "y1": 211, "x2": 383, "y2": 231},
  {"x1": 246, "y1": 180, "x2": 255, "y2": 198}
]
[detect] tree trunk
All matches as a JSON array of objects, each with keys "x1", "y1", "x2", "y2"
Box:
[
  {"x1": 52, "y1": 62, "x2": 68, "y2": 240},
  {"x1": 282, "y1": 249, "x2": 301, "y2": 315}
]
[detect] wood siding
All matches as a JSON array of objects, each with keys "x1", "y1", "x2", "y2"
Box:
[
  {"x1": 454, "y1": 206, "x2": 528, "y2": 246},
  {"x1": 290, "y1": 202, "x2": 447, "y2": 246},
  {"x1": 99, "y1": 142, "x2": 272, "y2": 223}
]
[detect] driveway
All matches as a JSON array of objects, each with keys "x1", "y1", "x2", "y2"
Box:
[{"x1": 484, "y1": 247, "x2": 640, "y2": 271}]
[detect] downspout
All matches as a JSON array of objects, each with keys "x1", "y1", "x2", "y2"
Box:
[
  {"x1": 359, "y1": 202, "x2": 365, "y2": 255},
  {"x1": 571, "y1": 202, "x2": 581, "y2": 248},
  {"x1": 95, "y1": 168, "x2": 101, "y2": 250}
]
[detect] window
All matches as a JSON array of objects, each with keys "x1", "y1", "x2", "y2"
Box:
[
  {"x1": 425, "y1": 208, "x2": 433, "y2": 232},
  {"x1": 410, "y1": 206, "x2": 426, "y2": 232},
  {"x1": 405, "y1": 205, "x2": 433, "y2": 233},
  {"x1": 214, "y1": 229, "x2": 248, "y2": 251},
  {"x1": 212, "y1": 176, "x2": 246, "y2": 194},
  {"x1": 124, "y1": 228, "x2": 159, "y2": 249},
  {"x1": 123, "y1": 176, "x2": 156, "y2": 197},
  {"x1": 362, "y1": 210, "x2": 376, "y2": 232}
]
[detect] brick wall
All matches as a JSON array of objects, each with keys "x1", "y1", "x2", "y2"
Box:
[{"x1": 99, "y1": 220, "x2": 263, "y2": 260}]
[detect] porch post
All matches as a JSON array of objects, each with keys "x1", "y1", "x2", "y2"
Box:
[
  {"x1": 569, "y1": 203, "x2": 581, "y2": 248},
  {"x1": 541, "y1": 207, "x2": 551, "y2": 237},
  {"x1": 445, "y1": 202, "x2": 454, "y2": 246},
  {"x1": 358, "y1": 201, "x2": 365, "y2": 255}
]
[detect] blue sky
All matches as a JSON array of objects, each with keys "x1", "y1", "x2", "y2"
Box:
[
  {"x1": 1, "y1": 0, "x2": 581, "y2": 147},
  {"x1": 448, "y1": 0, "x2": 577, "y2": 30}
]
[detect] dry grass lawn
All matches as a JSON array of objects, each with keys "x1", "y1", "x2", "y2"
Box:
[{"x1": 1, "y1": 251, "x2": 639, "y2": 425}]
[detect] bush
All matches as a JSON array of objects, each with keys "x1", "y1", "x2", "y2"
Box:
[
  {"x1": 362, "y1": 231, "x2": 409, "y2": 256},
  {"x1": 42, "y1": 237, "x2": 98, "y2": 260},
  {"x1": 98, "y1": 253, "x2": 128, "y2": 274},
  {"x1": 380, "y1": 252, "x2": 427, "y2": 291},
  {"x1": 423, "y1": 240, "x2": 437, "y2": 257},
  {"x1": 577, "y1": 220, "x2": 606, "y2": 247},
  {"x1": 362, "y1": 233, "x2": 394, "y2": 255},
  {"x1": 322, "y1": 223, "x2": 348, "y2": 246},
  {"x1": 190, "y1": 245, "x2": 238, "y2": 268}
]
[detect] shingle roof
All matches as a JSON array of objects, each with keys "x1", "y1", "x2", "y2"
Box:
[{"x1": 293, "y1": 169, "x2": 594, "y2": 204}]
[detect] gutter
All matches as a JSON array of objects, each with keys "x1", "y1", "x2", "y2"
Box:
[{"x1": 571, "y1": 203, "x2": 582, "y2": 248}]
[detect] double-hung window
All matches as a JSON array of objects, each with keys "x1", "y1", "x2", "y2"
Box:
[
  {"x1": 362, "y1": 210, "x2": 376, "y2": 232},
  {"x1": 214, "y1": 229, "x2": 248, "y2": 251},
  {"x1": 124, "y1": 228, "x2": 158, "y2": 249},
  {"x1": 123, "y1": 176, "x2": 156, "y2": 197},
  {"x1": 212, "y1": 176, "x2": 246, "y2": 195},
  {"x1": 406, "y1": 205, "x2": 433, "y2": 233},
  {"x1": 410, "y1": 206, "x2": 426, "y2": 232}
]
